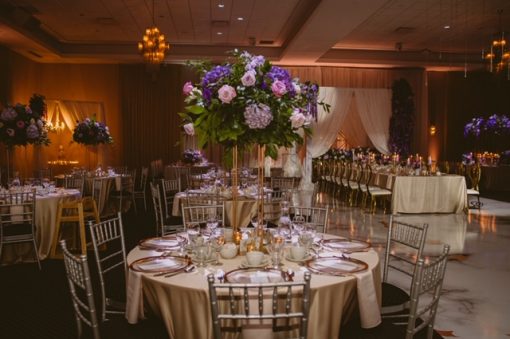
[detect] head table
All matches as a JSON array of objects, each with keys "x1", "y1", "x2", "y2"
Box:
[{"x1": 125, "y1": 234, "x2": 381, "y2": 339}]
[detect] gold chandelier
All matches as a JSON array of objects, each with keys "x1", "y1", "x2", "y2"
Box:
[
  {"x1": 138, "y1": 0, "x2": 170, "y2": 64},
  {"x1": 483, "y1": 10, "x2": 509, "y2": 78}
]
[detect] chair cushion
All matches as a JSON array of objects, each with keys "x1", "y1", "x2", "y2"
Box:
[
  {"x1": 466, "y1": 188, "x2": 479, "y2": 195},
  {"x1": 381, "y1": 282, "x2": 410, "y2": 313}
]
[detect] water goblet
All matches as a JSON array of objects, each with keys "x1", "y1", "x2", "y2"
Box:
[
  {"x1": 292, "y1": 215, "x2": 306, "y2": 234},
  {"x1": 211, "y1": 234, "x2": 225, "y2": 266},
  {"x1": 206, "y1": 216, "x2": 219, "y2": 234}
]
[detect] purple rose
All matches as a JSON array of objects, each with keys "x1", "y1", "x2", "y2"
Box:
[
  {"x1": 241, "y1": 70, "x2": 257, "y2": 87},
  {"x1": 26, "y1": 124, "x2": 40, "y2": 139},
  {"x1": 25, "y1": 106, "x2": 32, "y2": 114},
  {"x1": 183, "y1": 81, "x2": 194, "y2": 96},
  {"x1": 1, "y1": 107, "x2": 17, "y2": 121},
  {"x1": 16, "y1": 120, "x2": 25, "y2": 129},
  {"x1": 271, "y1": 80, "x2": 287, "y2": 97},
  {"x1": 183, "y1": 123, "x2": 195, "y2": 136},
  {"x1": 218, "y1": 85, "x2": 237, "y2": 104}
]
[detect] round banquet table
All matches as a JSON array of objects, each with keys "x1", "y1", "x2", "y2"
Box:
[
  {"x1": 125, "y1": 234, "x2": 382, "y2": 339},
  {"x1": 1, "y1": 188, "x2": 82, "y2": 264}
]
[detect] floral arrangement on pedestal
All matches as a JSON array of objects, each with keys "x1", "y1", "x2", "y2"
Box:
[
  {"x1": 182, "y1": 149, "x2": 204, "y2": 164},
  {"x1": 179, "y1": 49, "x2": 328, "y2": 158},
  {"x1": 0, "y1": 94, "x2": 50, "y2": 147},
  {"x1": 388, "y1": 79, "x2": 414, "y2": 157},
  {"x1": 464, "y1": 114, "x2": 510, "y2": 138},
  {"x1": 72, "y1": 117, "x2": 113, "y2": 145}
]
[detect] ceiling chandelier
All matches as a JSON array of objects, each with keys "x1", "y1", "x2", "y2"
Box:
[
  {"x1": 138, "y1": 0, "x2": 170, "y2": 64},
  {"x1": 483, "y1": 10, "x2": 509, "y2": 78}
]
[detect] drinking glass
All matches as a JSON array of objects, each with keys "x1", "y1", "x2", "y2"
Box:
[
  {"x1": 186, "y1": 222, "x2": 201, "y2": 247},
  {"x1": 206, "y1": 215, "x2": 219, "y2": 234},
  {"x1": 292, "y1": 215, "x2": 306, "y2": 234},
  {"x1": 211, "y1": 234, "x2": 225, "y2": 265}
]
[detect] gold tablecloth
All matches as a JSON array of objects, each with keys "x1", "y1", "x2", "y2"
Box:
[
  {"x1": 173, "y1": 192, "x2": 258, "y2": 228},
  {"x1": 125, "y1": 236, "x2": 381, "y2": 338},
  {"x1": 389, "y1": 174, "x2": 467, "y2": 214},
  {"x1": 1, "y1": 189, "x2": 81, "y2": 264}
]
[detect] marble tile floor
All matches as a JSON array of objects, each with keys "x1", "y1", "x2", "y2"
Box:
[{"x1": 310, "y1": 192, "x2": 510, "y2": 339}]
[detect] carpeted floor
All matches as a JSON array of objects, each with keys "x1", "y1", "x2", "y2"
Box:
[{"x1": 0, "y1": 207, "x2": 169, "y2": 339}]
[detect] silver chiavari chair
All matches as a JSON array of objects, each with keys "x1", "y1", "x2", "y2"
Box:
[
  {"x1": 207, "y1": 271, "x2": 312, "y2": 339},
  {"x1": 161, "y1": 178, "x2": 180, "y2": 219},
  {"x1": 60, "y1": 239, "x2": 101, "y2": 339},
  {"x1": 150, "y1": 182, "x2": 182, "y2": 235},
  {"x1": 288, "y1": 205, "x2": 329, "y2": 233},
  {"x1": 0, "y1": 190, "x2": 40, "y2": 269},
  {"x1": 88, "y1": 213, "x2": 127, "y2": 322}
]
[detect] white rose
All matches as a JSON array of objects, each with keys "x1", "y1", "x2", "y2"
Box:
[
  {"x1": 293, "y1": 83, "x2": 301, "y2": 94},
  {"x1": 289, "y1": 111, "x2": 306, "y2": 129},
  {"x1": 183, "y1": 123, "x2": 195, "y2": 136}
]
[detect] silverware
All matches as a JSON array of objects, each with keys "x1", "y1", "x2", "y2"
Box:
[{"x1": 163, "y1": 265, "x2": 196, "y2": 278}]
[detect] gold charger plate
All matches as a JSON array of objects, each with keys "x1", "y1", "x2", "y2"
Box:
[
  {"x1": 225, "y1": 268, "x2": 284, "y2": 283},
  {"x1": 321, "y1": 238, "x2": 370, "y2": 251},
  {"x1": 138, "y1": 235, "x2": 186, "y2": 250},
  {"x1": 305, "y1": 256, "x2": 368, "y2": 275},
  {"x1": 130, "y1": 255, "x2": 189, "y2": 273}
]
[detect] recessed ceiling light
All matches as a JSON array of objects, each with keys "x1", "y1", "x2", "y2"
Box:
[
  {"x1": 218, "y1": 3, "x2": 224, "y2": 8},
  {"x1": 237, "y1": 17, "x2": 244, "y2": 21},
  {"x1": 444, "y1": 25, "x2": 450, "y2": 29},
  {"x1": 217, "y1": 32, "x2": 223, "y2": 35}
]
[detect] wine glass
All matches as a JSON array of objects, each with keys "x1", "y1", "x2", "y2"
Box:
[
  {"x1": 206, "y1": 215, "x2": 219, "y2": 234},
  {"x1": 292, "y1": 215, "x2": 306, "y2": 234},
  {"x1": 211, "y1": 233, "x2": 225, "y2": 266}
]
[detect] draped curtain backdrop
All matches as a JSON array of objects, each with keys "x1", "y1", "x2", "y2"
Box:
[{"x1": 298, "y1": 87, "x2": 392, "y2": 190}]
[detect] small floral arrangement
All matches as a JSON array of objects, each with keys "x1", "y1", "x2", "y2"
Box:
[
  {"x1": 72, "y1": 117, "x2": 113, "y2": 145},
  {"x1": 0, "y1": 94, "x2": 50, "y2": 147},
  {"x1": 462, "y1": 152, "x2": 475, "y2": 165},
  {"x1": 183, "y1": 149, "x2": 203, "y2": 164},
  {"x1": 464, "y1": 115, "x2": 510, "y2": 138},
  {"x1": 179, "y1": 50, "x2": 329, "y2": 158}
]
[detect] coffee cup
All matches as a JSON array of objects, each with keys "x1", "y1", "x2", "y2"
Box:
[
  {"x1": 223, "y1": 228, "x2": 233, "y2": 242},
  {"x1": 246, "y1": 251, "x2": 264, "y2": 266},
  {"x1": 290, "y1": 246, "x2": 306, "y2": 260}
]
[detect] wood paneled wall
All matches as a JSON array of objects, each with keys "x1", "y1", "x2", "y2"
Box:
[{"x1": 428, "y1": 71, "x2": 510, "y2": 160}]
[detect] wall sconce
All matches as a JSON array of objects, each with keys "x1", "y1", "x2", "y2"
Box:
[{"x1": 429, "y1": 124, "x2": 437, "y2": 136}]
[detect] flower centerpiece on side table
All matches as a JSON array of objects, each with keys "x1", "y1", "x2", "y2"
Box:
[
  {"x1": 72, "y1": 117, "x2": 113, "y2": 170},
  {"x1": 179, "y1": 49, "x2": 329, "y2": 232},
  {"x1": 0, "y1": 94, "x2": 50, "y2": 180},
  {"x1": 182, "y1": 148, "x2": 204, "y2": 165}
]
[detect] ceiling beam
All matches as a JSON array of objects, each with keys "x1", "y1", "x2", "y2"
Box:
[{"x1": 279, "y1": 0, "x2": 389, "y2": 64}]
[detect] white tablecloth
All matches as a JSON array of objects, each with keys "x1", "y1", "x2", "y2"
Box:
[{"x1": 125, "y1": 234, "x2": 381, "y2": 338}]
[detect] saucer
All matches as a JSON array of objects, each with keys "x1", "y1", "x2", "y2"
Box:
[
  {"x1": 285, "y1": 253, "x2": 314, "y2": 263},
  {"x1": 240, "y1": 258, "x2": 270, "y2": 268}
]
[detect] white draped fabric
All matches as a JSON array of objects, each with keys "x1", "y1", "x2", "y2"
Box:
[
  {"x1": 298, "y1": 87, "x2": 392, "y2": 190},
  {"x1": 355, "y1": 89, "x2": 392, "y2": 154},
  {"x1": 46, "y1": 100, "x2": 105, "y2": 132}
]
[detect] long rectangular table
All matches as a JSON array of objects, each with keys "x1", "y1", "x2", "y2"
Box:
[{"x1": 389, "y1": 174, "x2": 467, "y2": 214}]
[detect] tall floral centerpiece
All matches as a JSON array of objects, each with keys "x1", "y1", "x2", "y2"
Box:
[
  {"x1": 73, "y1": 117, "x2": 113, "y2": 169},
  {"x1": 0, "y1": 94, "x2": 50, "y2": 180},
  {"x1": 179, "y1": 50, "x2": 327, "y2": 230}
]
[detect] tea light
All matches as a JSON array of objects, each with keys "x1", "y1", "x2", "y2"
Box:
[{"x1": 233, "y1": 231, "x2": 242, "y2": 245}]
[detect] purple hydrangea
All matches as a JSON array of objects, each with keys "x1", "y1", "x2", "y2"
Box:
[
  {"x1": 201, "y1": 65, "x2": 231, "y2": 88},
  {"x1": 266, "y1": 66, "x2": 295, "y2": 97},
  {"x1": 26, "y1": 124, "x2": 40, "y2": 139},
  {"x1": 301, "y1": 82, "x2": 319, "y2": 120},
  {"x1": 0, "y1": 107, "x2": 17, "y2": 121},
  {"x1": 244, "y1": 103, "x2": 273, "y2": 129},
  {"x1": 464, "y1": 117, "x2": 484, "y2": 138}
]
